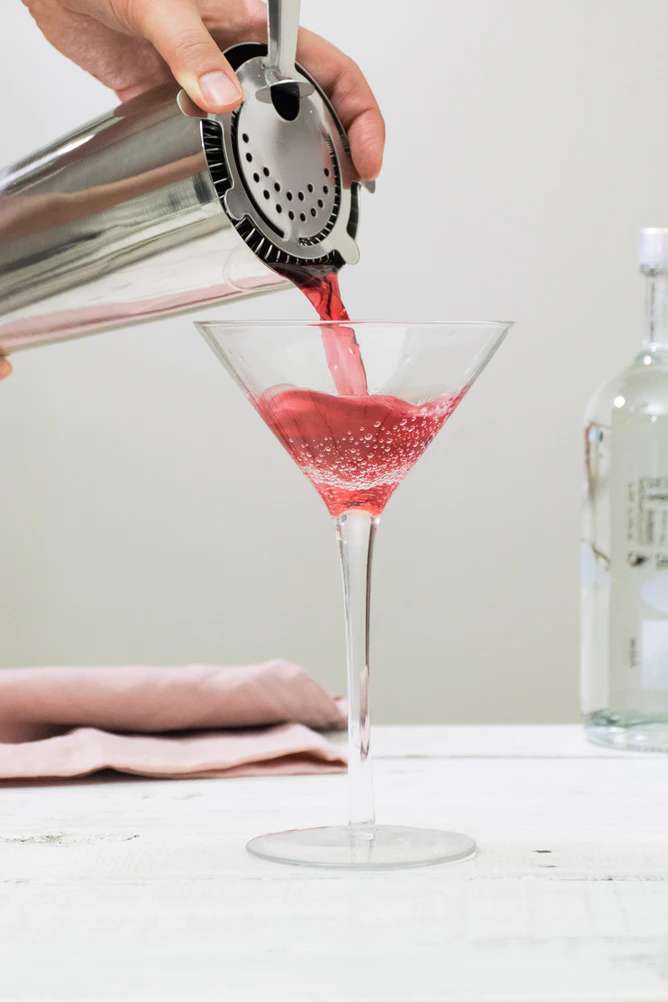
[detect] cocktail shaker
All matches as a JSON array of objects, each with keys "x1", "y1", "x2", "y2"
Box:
[{"x1": 0, "y1": 1, "x2": 363, "y2": 356}]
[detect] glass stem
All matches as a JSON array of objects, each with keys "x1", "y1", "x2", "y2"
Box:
[{"x1": 336, "y1": 509, "x2": 378, "y2": 829}]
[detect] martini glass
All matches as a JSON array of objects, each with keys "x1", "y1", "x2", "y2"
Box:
[{"x1": 197, "y1": 320, "x2": 511, "y2": 868}]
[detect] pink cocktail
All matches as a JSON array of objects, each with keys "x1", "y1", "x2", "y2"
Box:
[
  {"x1": 199, "y1": 319, "x2": 510, "y2": 868},
  {"x1": 259, "y1": 386, "x2": 466, "y2": 516}
]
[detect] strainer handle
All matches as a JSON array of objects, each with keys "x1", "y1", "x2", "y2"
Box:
[{"x1": 266, "y1": 0, "x2": 300, "y2": 82}]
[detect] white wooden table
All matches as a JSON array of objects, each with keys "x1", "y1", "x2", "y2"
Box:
[{"x1": 1, "y1": 725, "x2": 667, "y2": 1002}]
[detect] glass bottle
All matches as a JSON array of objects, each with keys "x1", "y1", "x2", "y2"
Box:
[{"x1": 582, "y1": 228, "x2": 668, "y2": 750}]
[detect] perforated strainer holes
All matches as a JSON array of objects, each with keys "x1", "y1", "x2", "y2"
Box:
[
  {"x1": 323, "y1": 185, "x2": 329, "y2": 194},
  {"x1": 267, "y1": 174, "x2": 333, "y2": 230},
  {"x1": 237, "y1": 146, "x2": 328, "y2": 229},
  {"x1": 222, "y1": 106, "x2": 342, "y2": 250},
  {"x1": 202, "y1": 111, "x2": 346, "y2": 272}
]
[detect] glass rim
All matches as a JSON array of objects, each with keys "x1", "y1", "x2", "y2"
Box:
[{"x1": 196, "y1": 319, "x2": 514, "y2": 331}]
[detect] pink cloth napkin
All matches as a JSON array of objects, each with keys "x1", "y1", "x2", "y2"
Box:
[{"x1": 0, "y1": 662, "x2": 347, "y2": 780}]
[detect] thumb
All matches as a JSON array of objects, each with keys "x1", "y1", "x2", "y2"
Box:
[
  {"x1": 0, "y1": 358, "x2": 12, "y2": 380},
  {"x1": 132, "y1": 0, "x2": 243, "y2": 113}
]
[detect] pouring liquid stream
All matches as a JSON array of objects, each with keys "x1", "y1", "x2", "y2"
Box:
[{"x1": 298, "y1": 270, "x2": 368, "y2": 397}]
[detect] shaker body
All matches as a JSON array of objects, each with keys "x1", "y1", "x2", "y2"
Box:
[{"x1": 0, "y1": 83, "x2": 285, "y2": 353}]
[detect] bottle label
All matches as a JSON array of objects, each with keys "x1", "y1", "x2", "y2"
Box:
[{"x1": 609, "y1": 411, "x2": 668, "y2": 706}]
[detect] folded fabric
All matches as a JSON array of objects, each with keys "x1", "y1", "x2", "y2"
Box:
[{"x1": 0, "y1": 662, "x2": 347, "y2": 780}]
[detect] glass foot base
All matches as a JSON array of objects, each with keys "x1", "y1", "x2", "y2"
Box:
[
  {"x1": 246, "y1": 824, "x2": 477, "y2": 870},
  {"x1": 585, "y1": 709, "x2": 668, "y2": 752}
]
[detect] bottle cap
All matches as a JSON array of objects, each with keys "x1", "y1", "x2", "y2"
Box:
[{"x1": 639, "y1": 228, "x2": 668, "y2": 273}]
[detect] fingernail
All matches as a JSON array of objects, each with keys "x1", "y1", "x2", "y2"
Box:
[{"x1": 199, "y1": 71, "x2": 242, "y2": 109}]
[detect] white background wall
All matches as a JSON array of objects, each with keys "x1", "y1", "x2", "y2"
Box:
[{"x1": 2, "y1": 1, "x2": 666, "y2": 722}]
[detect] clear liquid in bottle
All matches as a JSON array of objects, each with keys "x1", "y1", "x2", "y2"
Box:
[{"x1": 582, "y1": 228, "x2": 668, "y2": 750}]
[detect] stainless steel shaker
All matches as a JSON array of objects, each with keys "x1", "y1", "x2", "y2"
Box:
[{"x1": 0, "y1": 0, "x2": 364, "y2": 356}]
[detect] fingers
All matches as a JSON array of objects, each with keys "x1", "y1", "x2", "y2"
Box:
[
  {"x1": 116, "y1": 2, "x2": 384, "y2": 176},
  {"x1": 297, "y1": 29, "x2": 385, "y2": 180},
  {"x1": 128, "y1": 0, "x2": 243, "y2": 113},
  {"x1": 0, "y1": 358, "x2": 12, "y2": 380}
]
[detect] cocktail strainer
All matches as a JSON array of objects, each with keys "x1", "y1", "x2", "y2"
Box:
[
  {"x1": 181, "y1": 0, "x2": 366, "y2": 274},
  {"x1": 0, "y1": 0, "x2": 369, "y2": 352}
]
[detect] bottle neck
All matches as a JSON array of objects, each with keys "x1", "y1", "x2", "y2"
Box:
[{"x1": 644, "y1": 272, "x2": 668, "y2": 347}]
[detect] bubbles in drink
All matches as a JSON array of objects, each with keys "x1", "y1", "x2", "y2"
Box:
[{"x1": 258, "y1": 388, "x2": 465, "y2": 516}]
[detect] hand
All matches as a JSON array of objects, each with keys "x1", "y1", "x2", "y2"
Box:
[
  {"x1": 23, "y1": 0, "x2": 385, "y2": 179},
  {"x1": 0, "y1": 359, "x2": 12, "y2": 380}
]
